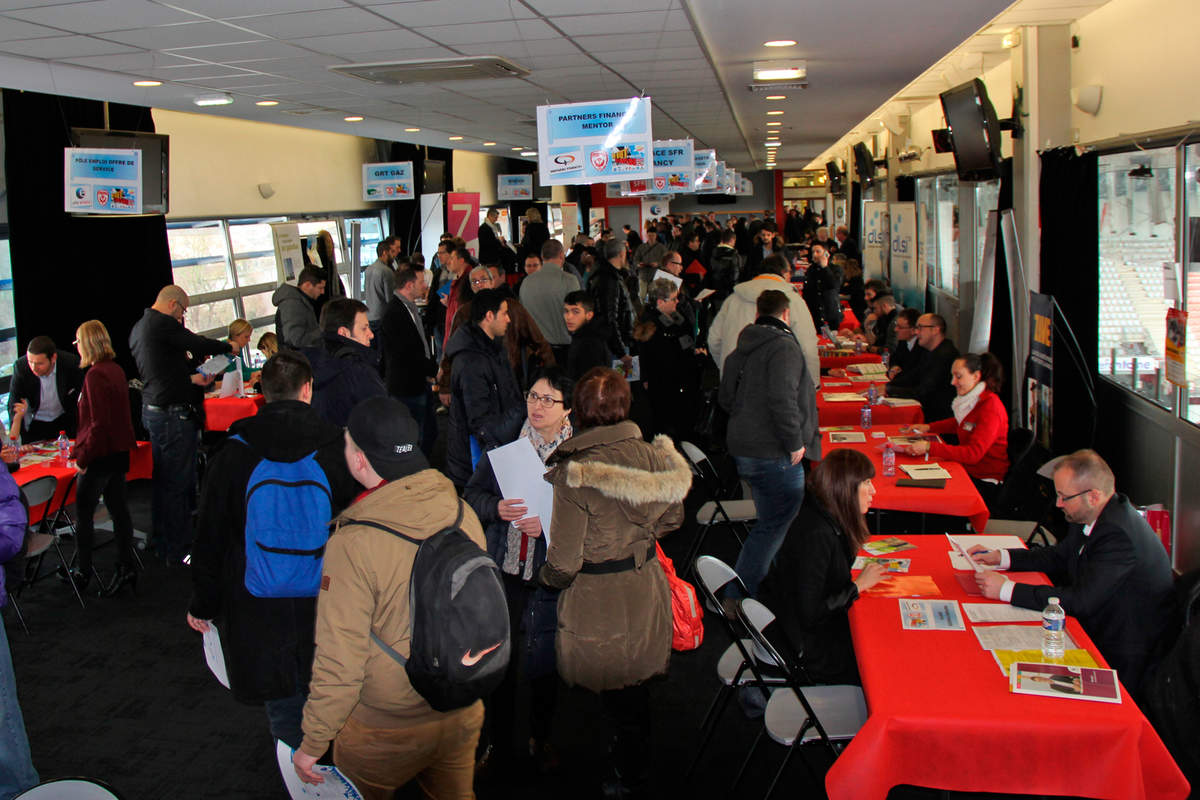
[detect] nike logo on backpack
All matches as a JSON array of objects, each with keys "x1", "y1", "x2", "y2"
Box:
[{"x1": 461, "y1": 641, "x2": 503, "y2": 667}]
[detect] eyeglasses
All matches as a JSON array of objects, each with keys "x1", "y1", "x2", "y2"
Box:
[
  {"x1": 1056, "y1": 488, "x2": 1092, "y2": 503},
  {"x1": 470, "y1": 277, "x2": 490, "y2": 286},
  {"x1": 526, "y1": 391, "x2": 564, "y2": 409},
  {"x1": 915, "y1": 324, "x2": 936, "y2": 330}
]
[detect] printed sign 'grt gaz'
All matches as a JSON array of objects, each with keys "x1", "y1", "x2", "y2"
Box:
[{"x1": 537, "y1": 97, "x2": 654, "y2": 186}]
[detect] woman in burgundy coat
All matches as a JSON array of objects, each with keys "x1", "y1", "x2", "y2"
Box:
[{"x1": 70, "y1": 320, "x2": 137, "y2": 596}]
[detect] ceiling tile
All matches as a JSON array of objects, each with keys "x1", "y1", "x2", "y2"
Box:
[
  {"x1": 102, "y1": 21, "x2": 263, "y2": 49},
  {"x1": 144, "y1": 63, "x2": 260, "y2": 79},
  {"x1": 0, "y1": 34, "x2": 139, "y2": 58},
  {"x1": 290, "y1": 28, "x2": 435, "y2": 54},
  {"x1": 59, "y1": 51, "x2": 202, "y2": 70},
  {"x1": 414, "y1": 18, "x2": 557, "y2": 46},
  {"x1": 373, "y1": 0, "x2": 535, "y2": 27},
  {"x1": 163, "y1": 40, "x2": 311, "y2": 61},
  {"x1": 0, "y1": 16, "x2": 66, "y2": 42},
  {"x1": 235, "y1": 8, "x2": 389, "y2": 39},
  {"x1": 551, "y1": 9, "x2": 689, "y2": 36},
  {"x1": 572, "y1": 30, "x2": 696, "y2": 53},
  {"x1": 528, "y1": 0, "x2": 673, "y2": 12},
  {"x1": 5, "y1": 1, "x2": 200, "y2": 33},
  {"x1": 173, "y1": 0, "x2": 348, "y2": 17}
]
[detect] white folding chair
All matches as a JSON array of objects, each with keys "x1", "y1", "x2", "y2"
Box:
[
  {"x1": 15, "y1": 778, "x2": 125, "y2": 799},
  {"x1": 679, "y1": 441, "x2": 756, "y2": 576},
  {"x1": 19, "y1": 474, "x2": 86, "y2": 608},
  {"x1": 733, "y1": 598, "x2": 868, "y2": 800}
]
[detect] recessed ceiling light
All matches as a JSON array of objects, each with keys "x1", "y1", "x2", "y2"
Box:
[
  {"x1": 448, "y1": 135, "x2": 464, "y2": 140},
  {"x1": 255, "y1": 100, "x2": 278, "y2": 106},
  {"x1": 193, "y1": 93, "x2": 233, "y2": 107},
  {"x1": 767, "y1": 110, "x2": 784, "y2": 116},
  {"x1": 767, "y1": 121, "x2": 782, "y2": 127},
  {"x1": 404, "y1": 127, "x2": 420, "y2": 132},
  {"x1": 765, "y1": 142, "x2": 781, "y2": 147},
  {"x1": 753, "y1": 61, "x2": 807, "y2": 81},
  {"x1": 765, "y1": 94, "x2": 787, "y2": 100},
  {"x1": 344, "y1": 115, "x2": 364, "y2": 122},
  {"x1": 483, "y1": 142, "x2": 496, "y2": 146},
  {"x1": 521, "y1": 150, "x2": 537, "y2": 156},
  {"x1": 767, "y1": 135, "x2": 780, "y2": 139},
  {"x1": 133, "y1": 80, "x2": 161, "y2": 87},
  {"x1": 764, "y1": 40, "x2": 796, "y2": 47},
  {"x1": 512, "y1": 146, "x2": 524, "y2": 151}
]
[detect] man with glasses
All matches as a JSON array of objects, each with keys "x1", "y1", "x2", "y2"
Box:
[
  {"x1": 884, "y1": 312, "x2": 958, "y2": 422},
  {"x1": 886, "y1": 308, "x2": 922, "y2": 380},
  {"x1": 969, "y1": 450, "x2": 1174, "y2": 694},
  {"x1": 130, "y1": 284, "x2": 232, "y2": 564}
]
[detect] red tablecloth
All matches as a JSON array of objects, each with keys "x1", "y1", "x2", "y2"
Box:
[
  {"x1": 819, "y1": 351, "x2": 881, "y2": 373},
  {"x1": 204, "y1": 394, "x2": 266, "y2": 431},
  {"x1": 826, "y1": 535, "x2": 1189, "y2": 800},
  {"x1": 15, "y1": 441, "x2": 153, "y2": 524},
  {"x1": 822, "y1": 425, "x2": 989, "y2": 531},
  {"x1": 817, "y1": 379, "x2": 924, "y2": 427}
]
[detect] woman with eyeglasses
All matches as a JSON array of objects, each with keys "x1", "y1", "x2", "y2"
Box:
[
  {"x1": 759, "y1": 449, "x2": 888, "y2": 686},
  {"x1": 897, "y1": 352, "x2": 1010, "y2": 510},
  {"x1": 463, "y1": 368, "x2": 574, "y2": 778}
]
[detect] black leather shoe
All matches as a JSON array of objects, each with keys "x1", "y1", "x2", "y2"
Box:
[
  {"x1": 57, "y1": 566, "x2": 90, "y2": 593},
  {"x1": 101, "y1": 564, "x2": 138, "y2": 598}
]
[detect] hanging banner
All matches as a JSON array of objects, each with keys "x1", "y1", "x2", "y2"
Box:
[
  {"x1": 269, "y1": 222, "x2": 304, "y2": 283},
  {"x1": 693, "y1": 148, "x2": 718, "y2": 192},
  {"x1": 888, "y1": 202, "x2": 920, "y2": 309},
  {"x1": 561, "y1": 202, "x2": 579, "y2": 244},
  {"x1": 862, "y1": 201, "x2": 890, "y2": 281},
  {"x1": 536, "y1": 97, "x2": 653, "y2": 185},
  {"x1": 362, "y1": 161, "x2": 413, "y2": 201},
  {"x1": 64, "y1": 148, "x2": 142, "y2": 214},
  {"x1": 620, "y1": 179, "x2": 653, "y2": 197},
  {"x1": 1028, "y1": 292, "x2": 1054, "y2": 450},
  {"x1": 1165, "y1": 307, "x2": 1188, "y2": 387},
  {"x1": 497, "y1": 174, "x2": 533, "y2": 201},
  {"x1": 447, "y1": 192, "x2": 481, "y2": 257},
  {"x1": 653, "y1": 139, "x2": 694, "y2": 192}
]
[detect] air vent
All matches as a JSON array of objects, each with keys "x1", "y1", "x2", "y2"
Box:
[
  {"x1": 747, "y1": 81, "x2": 808, "y2": 93},
  {"x1": 329, "y1": 56, "x2": 530, "y2": 85}
]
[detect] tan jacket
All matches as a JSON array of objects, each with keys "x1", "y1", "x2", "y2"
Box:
[{"x1": 299, "y1": 468, "x2": 486, "y2": 758}]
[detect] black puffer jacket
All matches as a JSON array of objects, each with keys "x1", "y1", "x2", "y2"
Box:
[
  {"x1": 588, "y1": 261, "x2": 636, "y2": 358},
  {"x1": 303, "y1": 332, "x2": 385, "y2": 428}
]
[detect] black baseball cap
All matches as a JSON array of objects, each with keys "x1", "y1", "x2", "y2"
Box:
[{"x1": 346, "y1": 396, "x2": 429, "y2": 480}]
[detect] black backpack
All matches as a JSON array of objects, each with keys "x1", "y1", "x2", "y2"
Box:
[{"x1": 349, "y1": 501, "x2": 510, "y2": 712}]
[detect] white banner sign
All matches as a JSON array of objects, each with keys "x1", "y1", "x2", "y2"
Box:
[
  {"x1": 537, "y1": 97, "x2": 654, "y2": 185},
  {"x1": 64, "y1": 148, "x2": 142, "y2": 214},
  {"x1": 653, "y1": 139, "x2": 694, "y2": 193},
  {"x1": 497, "y1": 174, "x2": 533, "y2": 201},
  {"x1": 889, "y1": 202, "x2": 921, "y2": 308},
  {"x1": 693, "y1": 148, "x2": 718, "y2": 192},
  {"x1": 862, "y1": 201, "x2": 890, "y2": 281}
]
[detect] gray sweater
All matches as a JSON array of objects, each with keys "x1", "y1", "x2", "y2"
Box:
[
  {"x1": 718, "y1": 317, "x2": 820, "y2": 461},
  {"x1": 519, "y1": 262, "x2": 581, "y2": 346}
]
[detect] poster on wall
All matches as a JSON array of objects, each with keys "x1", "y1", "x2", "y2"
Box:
[
  {"x1": 693, "y1": 148, "x2": 718, "y2": 192},
  {"x1": 64, "y1": 148, "x2": 142, "y2": 214},
  {"x1": 834, "y1": 197, "x2": 848, "y2": 227},
  {"x1": 270, "y1": 222, "x2": 303, "y2": 283},
  {"x1": 561, "y1": 202, "x2": 579, "y2": 244},
  {"x1": 1028, "y1": 292, "x2": 1055, "y2": 450},
  {"x1": 862, "y1": 201, "x2": 890, "y2": 281},
  {"x1": 497, "y1": 174, "x2": 533, "y2": 201},
  {"x1": 1165, "y1": 307, "x2": 1188, "y2": 387},
  {"x1": 588, "y1": 208, "x2": 606, "y2": 238},
  {"x1": 362, "y1": 161, "x2": 413, "y2": 201},
  {"x1": 447, "y1": 192, "x2": 481, "y2": 256},
  {"x1": 653, "y1": 139, "x2": 694, "y2": 192},
  {"x1": 641, "y1": 197, "x2": 670, "y2": 224},
  {"x1": 888, "y1": 202, "x2": 920, "y2": 309},
  {"x1": 536, "y1": 97, "x2": 654, "y2": 186}
]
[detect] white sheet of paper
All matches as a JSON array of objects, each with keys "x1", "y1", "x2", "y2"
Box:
[
  {"x1": 275, "y1": 740, "x2": 364, "y2": 800},
  {"x1": 203, "y1": 626, "x2": 230, "y2": 689},
  {"x1": 947, "y1": 551, "x2": 997, "y2": 571},
  {"x1": 652, "y1": 269, "x2": 683, "y2": 288},
  {"x1": 948, "y1": 534, "x2": 1027, "y2": 551},
  {"x1": 198, "y1": 353, "x2": 231, "y2": 376},
  {"x1": 962, "y1": 603, "x2": 1044, "y2": 623},
  {"x1": 973, "y1": 624, "x2": 1076, "y2": 651},
  {"x1": 883, "y1": 397, "x2": 922, "y2": 407},
  {"x1": 899, "y1": 463, "x2": 952, "y2": 480},
  {"x1": 487, "y1": 437, "x2": 555, "y2": 546},
  {"x1": 219, "y1": 368, "x2": 244, "y2": 398},
  {"x1": 694, "y1": 287, "x2": 716, "y2": 302},
  {"x1": 946, "y1": 534, "x2": 983, "y2": 573},
  {"x1": 829, "y1": 431, "x2": 866, "y2": 443}
]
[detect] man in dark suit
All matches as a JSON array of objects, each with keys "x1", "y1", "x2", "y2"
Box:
[
  {"x1": 885, "y1": 312, "x2": 958, "y2": 422},
  {"x1": 380, "y1": 268, "x2": 437, "y2": 456},
  {"x1": 8, "y1": 336, "x2": 84, "y2": 441},
  {"x1": 971, "y1": 450, "x2": 1175, "y2": 694}
]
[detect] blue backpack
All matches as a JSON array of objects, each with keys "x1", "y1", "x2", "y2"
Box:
[{"x1": 231, "y1": 435, "x2": 333, "y2": 598}]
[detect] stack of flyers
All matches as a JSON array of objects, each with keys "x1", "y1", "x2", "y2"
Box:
[
  {"x1": 852, "y1": 556, "x2": 911, "y2": 572},
  {"x1": 863, "y1": 537, "x2": 916, "y2": 556}
]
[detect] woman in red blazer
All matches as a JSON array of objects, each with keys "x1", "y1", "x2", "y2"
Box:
[
  {"x1": 901, "y1": 352, "x2": 1009, "y2": 509},
  {"x1": 70, "y1": 320, "x2": 137, "y2": 596}
]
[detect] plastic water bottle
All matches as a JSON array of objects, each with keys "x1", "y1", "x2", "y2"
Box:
[
  {"x1": 860, "y1": 404, "x2": 872, "y2": 431},
  {"x1": 882, "y1": 444, "x2": 896, "y2": 477},
  {"x1": 866, "y1": 383, "x2": 878, "y2": 405},
  {"x1": 854, "y1": 338, "x2": 864, "y2": 353},
  {"x1": 56, "y1": 430, "x2": 70, "y2": 461},
  {"x1": 1041, "y1": 597, "x2": 1066, "y2": 661}
]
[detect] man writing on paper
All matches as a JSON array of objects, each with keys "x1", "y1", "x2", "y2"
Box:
[{"x1": 969, "y1": 450, "x2": 1174, "y2": 693}]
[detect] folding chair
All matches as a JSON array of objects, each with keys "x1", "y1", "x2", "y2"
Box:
[
  {"x1": 19, "y1": 474, "x2": 86, "y2": 608},
  {"x1": 733, "y1": 598, "x2": 868, "y2": 800},
  {"x1": 679, "y1": 441, "x2": 755, "y2": 577},
  {"x1": 15, "y1": 778, "x2": 127, "y2": 799},
  {"x1": 686, "y1": 556, "x2": 787, "y2": 781}
]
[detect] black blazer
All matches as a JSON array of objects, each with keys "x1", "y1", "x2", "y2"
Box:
[
  {"x1": 1007, "y1": 493, "x2": 1175, "y2": 692},
  {"x1": 758, "y1": 495, "x2": 862, "y2": 685},
  {"x1": 886, "y1": 338, "x2": 959, "y2": 422},
  {"x1": 380, "y1": 295, "x2": 436, "y2": 398},
  {"x1": 8, "y1": 351, "x2": 84, "y2": 435}
]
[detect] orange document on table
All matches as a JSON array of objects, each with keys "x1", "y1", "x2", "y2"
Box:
[{"x1": 860, "y1": 574, "x2": 942, "y2": 598}]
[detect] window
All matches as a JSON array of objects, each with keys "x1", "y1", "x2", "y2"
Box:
[
  {"x1": 974, "y1": 180, "x2": 1001, "y2": 281},
  {"x1": 916, "y1": 177, "x2": 938, "y2": 292},
  {"x1": 1184, "y1": 144, "x2": 1200, "y2": 423},
  {"x1": 1096, "y1": 147, "x2": 1178, "y2": 412},
  {"x1": 0, "y1": 235, "x2": 16, "y2": 378}
]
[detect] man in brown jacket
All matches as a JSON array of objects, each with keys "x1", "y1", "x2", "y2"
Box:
[{"x1": 292, "y1": 396, "x2": 487, "y2": 799}]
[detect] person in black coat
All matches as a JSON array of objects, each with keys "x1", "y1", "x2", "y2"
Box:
[
  {"x1": 443, "y1": 289, "x2": 525, "y2": 488},
  {"x1": 7, "y1": 336, "x2": 84, "y2": 441},
  {"x1": 380, "y1": 268, "x2": 438, "y2": 455},
  {"x1": 759, "y1": 449, "x2": 887, "y2": 685},
  {"x1": 970, "y1": 450, "x2": 1175, "y2": 695},
  {"x1": 885, "y1": 313, "x2": 958, "y2": 422},
  {"x1": 634, "y1": 279, "x2": 700, "y2": 440},
  {"x1": 302, "y1": 299, "x2": 386, "y2": 428},
  {"x1": 588, "y1": 240, "x2": 637, "y2": 363},
  {"x1": 519, "y1": 208, "x2": 550, "y2": 262},
  {"x1": 563, "y1": 291, "x2": 613, "y2": 382},
  {"x1": 187, "y1": 350, "x2": 358, "y2": 748}
]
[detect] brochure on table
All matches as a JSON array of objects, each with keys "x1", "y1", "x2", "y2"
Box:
[
  {"x1": 537, "y1": 97, "x2": 654, "y2": 185},
  {"x1": 899, "y1": 599, "x2": 965, "y2": 630},
  {"x1": 1010, "y1": 662, "x2": 1121, "y2": 703},
  {"x1": 361, "y1": 161, "x2": 414, "y2": 201},
  {"x1": 64, "y1": 147, "x2": 142, "y2": 214}
]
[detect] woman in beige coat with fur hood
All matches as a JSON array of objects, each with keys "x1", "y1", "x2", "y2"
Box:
[{"x1": 539, "y1": 367, "x2": 692, "y2": 798}]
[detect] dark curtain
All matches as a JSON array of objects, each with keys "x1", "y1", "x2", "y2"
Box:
[
  {"x1": 895, "y1": 175, "x2": 915, "y2": 202},
  {"x1": 850, "y1": 180, "x2": 862, "y2": 241},
  {"x1": 383, "y1": 142, "x2": 454, "y2": 255},
  {"x1": 987, "y1": 158, "x2": 1016, "y2": 408},
  {"x1": 2, "y1": 89, "x2": 171, "y2": 375},
  {"x1": 1039, "y1": 147, "x2": 1099, "y2": 453}
]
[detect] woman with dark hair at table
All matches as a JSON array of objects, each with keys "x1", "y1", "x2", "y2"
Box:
[
  {"x1": 898, "y1": 352, "x2": 1009, "y2": 510},
  {"x1": 70, "y1": 319, "x2": 137, "y2": 596},
  {"x1": 759, "y1": 449, "x2": 888, "y2": 685},
  {"x1": 538, "y1": 367, "x2": 691, "y2": 797}
]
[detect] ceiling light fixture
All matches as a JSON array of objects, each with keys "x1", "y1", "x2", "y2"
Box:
[
  {"x1": 193, "y1": 93, "x2": 233, "y2": 107},
  {"x1": 753, "y1": 60, "x2": 807, "y2": 81},
  {"x1": 448, "y1": 135, "x2": 464, "y2": 140},
  {"x1": 512, "y1": 146, "x2": 524, "y2": 151},
  {"x1": 767, "y1": 121, "x2": 782, "y2": 127},
  {"x1": 1001, "y1": 31, "x2": 1021, "y2": 49},
  {"x1": 763, "y1": 40, "x2": 796, "y2": 48},
  {"x1": 132, "y1": 80, "x2": 161, "y2": 87},
  {"x1": 344, "y1": 115, "x2": 364, "y2": 122},
  {"x1": 521, "y1": 151, "x2": 537, "y2": 156},
  {"x1": 764, "y1": 94, "x2": 786, "y2": 100},
  {"x1": 255, "y1": 100, "x2": 278, "y2": 106},
  {"x1": 404, "y1": 127, "x2": 420, "y2": 132},
  {"x1": 483, "y1": 142, "x2": 496, "y2": 146},
  {"x1": 765, "y1": 142, "x2": 781, "y2": 147},
  {"x1": 767, "y1": 110, "x2": 784, "y2": 116}
]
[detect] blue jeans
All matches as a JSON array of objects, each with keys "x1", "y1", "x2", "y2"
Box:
[
  {"x1": 0, "y1": 618, "x2": 38, "y2": 800},
  {"x1": 143, "y1": 405, "x2": 201, "y2": 561},
  {"x1": 264, "y1": 692, "x2": 306, "y2": 750},
  {"x1": 729, "y1": 455, "x2": 806, "y2": 597},
  {"x1": 399, "y1": 390, "x2": 437, "y2": 458}
]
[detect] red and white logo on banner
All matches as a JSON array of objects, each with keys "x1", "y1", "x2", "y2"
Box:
[
  {"x1": 590, "y1": 150, "x2": 609, "y2": 171},
  {"x1": 653, "y1": 176, "x2": 667, "y2": 191}
]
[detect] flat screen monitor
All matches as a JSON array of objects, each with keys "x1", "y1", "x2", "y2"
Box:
[
  {"x1": 423, "y1": 159, "x2": 445, "y2": 194},
  {"x1": 939, "y1": 78, "x2": 1002, "y2": 181},
  {"x1": 853, "y1": 142, "x2": 875, "y2": 185},
  {"x1": 825, "y1": 160, "x2": 845, "y2": 195},
  {"x1": 70, "y1": 128, "x2": 169, "y2": 214}
]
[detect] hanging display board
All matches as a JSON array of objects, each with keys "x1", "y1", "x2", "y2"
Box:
[
  {"x1": 362, "y1": 162, "x2": 413, "y2": 201},
  {"x1": 653, "y1": 139, "x2": 694, "y2": 192},
  {"x1": 537, "y1": 97, "x2": 654, "y2": 185},
  {"x1": 64, "y1": 148, "x2": 142, "y2": 214},
  {"x1": 888, "y1": 202, "x2": 920, "y2": 309},
  {"x1": 497, "y1": 174, "x2": 533, "y2": 201}
]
